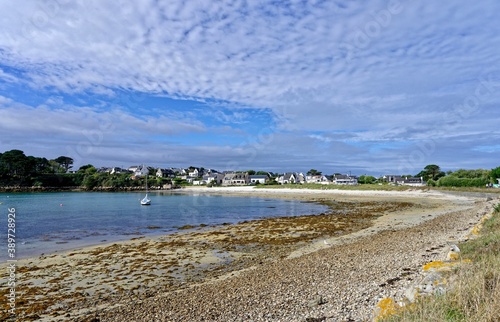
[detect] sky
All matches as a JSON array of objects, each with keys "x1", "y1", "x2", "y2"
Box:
[{"x1": 0, "y1": 0, "x2": 499, "y2": 176}]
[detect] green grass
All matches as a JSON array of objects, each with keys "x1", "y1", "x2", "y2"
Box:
[
  {"x1": 382, "y1": 204, "x2": 500, "y2": 322},
  {"x1": 255, "y1": 183, "x2": 424, "y2": 191},
  {"x1": 255, "y1": 183, "x2": 500, "y2": 194}
]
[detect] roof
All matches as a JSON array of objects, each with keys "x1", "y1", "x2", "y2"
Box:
[{"x1": 250, "y1": 175, "x2": 268, "y2": 179}]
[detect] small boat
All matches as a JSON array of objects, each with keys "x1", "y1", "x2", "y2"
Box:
[
  {"x1": 140, "y1": 165, "x2": 151, "y2": 206},
  {"x1": 141, "y1": 193, "x2": 151, "y2": 206}
]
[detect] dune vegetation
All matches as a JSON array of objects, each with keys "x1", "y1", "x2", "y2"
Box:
[{"x1": 382, "y1": 204, "x2": 500, "y2": 322}]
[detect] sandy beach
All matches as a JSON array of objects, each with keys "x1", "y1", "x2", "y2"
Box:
[{"x1": 1, "y1": 187, "x2": 497, "y2": 321}]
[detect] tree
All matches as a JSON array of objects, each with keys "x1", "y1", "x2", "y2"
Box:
[
  {"x1": 491, "y1": 166, "x2": 500, "y2": 183},
  {"x1": 450, "y1": 169, "x2": 490, "y2": 179},
  {"x1": 358, "y1": 175, "x2": 376, "y2": 184},
  {"x1": 307, "y1": 169, "x2": 322, "y2": 176},
  {"x1": 77, "y1": 164, "x2": 96, "y2": 173},
  {"x1": 26, "y1": 156, "x2": 52, "y2": 176},
  {"x1": 0, "y1": 149, "x2": 29, "y2": 177},
  {"x1": 417, "y1": 164, "x2": 445, "y2": 181},
  {"x1": 54, "y1": 156, "x2": 74, "y2": 172}
]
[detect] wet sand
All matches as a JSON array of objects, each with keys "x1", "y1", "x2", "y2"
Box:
[{"x1": 0, "y1": 187, "x2": 491, "y2": 321}]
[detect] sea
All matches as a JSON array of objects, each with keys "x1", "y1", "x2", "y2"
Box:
[{"x1": 0, "y1": 191, "x2": 329, "y2": 260}]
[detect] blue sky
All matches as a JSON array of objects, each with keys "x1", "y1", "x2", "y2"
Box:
[{"x1": 1, "y1": 0, "x2": 500, "y2": 175}]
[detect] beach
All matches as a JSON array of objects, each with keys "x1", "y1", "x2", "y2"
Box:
[{"x1": 1, "y1": 187, "x2": 497, "y2": 321}]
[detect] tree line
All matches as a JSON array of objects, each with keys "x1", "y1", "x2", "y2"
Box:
[
  {"x1": 1, "y1": 150, "x2": 499, "y2": 189},
  {"x1": 0, "y1": 149, "x2": 160, "y2": 190}
]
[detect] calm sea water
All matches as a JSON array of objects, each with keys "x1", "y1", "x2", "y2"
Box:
[{"x1": 0, "y1": 191, "x2": 328, "y2": 260}]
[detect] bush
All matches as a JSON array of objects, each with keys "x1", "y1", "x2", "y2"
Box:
[{"x1": 437, "y1": 176, "x2": 489, "y2": 187}]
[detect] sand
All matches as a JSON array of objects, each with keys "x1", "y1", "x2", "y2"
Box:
[{"x1": 0, "y1": 187, "x2": 496, "y2": 321}]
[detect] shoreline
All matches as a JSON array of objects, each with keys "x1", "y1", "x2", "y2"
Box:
[{"x1": 0, "y1": 188, "x2": 491, "y2": 321}]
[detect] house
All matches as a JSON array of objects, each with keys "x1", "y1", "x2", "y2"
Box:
[
  {"x1": 97, "y1": 167, "x2": 112, "y2": 173},
  {"x1": 332, "y1": 174, "x2": 358, "y2": 185},
  {"x1": 402, "y1": 176, "x2": 425, "y2": 186},
  {"x1": 384, "y1": 175, "x2": 425, "y2": 186},
  {"x1": 128, "y1": 165, "x2": 140, "y2": 173},
  {"x1": 277, "y1": 172, "x2": 304, "y2": 184},
  {"x1": 110, "y1": 167, "x2": 129, "y2": 174},
  {"x1": 133, "y1": 165, "x2": 149, "y2": 177},
  {"x1": 222, "y1": 172, "x2": 250, "y2": 186},
  {"x1": 156, "y1": 168, "x2": 175, "y2": 178},
  {"x1": 384, "y1": 175, "x2": 404, "y2": 184},
  {"x1": 188, "y1": 168, "x2": 199, "y2": 177},
  {"x1": 170, "y1": 168, "x2": 184, "y2": 175},
  {"x1": 203, "y1": 173, "x2": 225, "y2": 185},
  {"x1": 249, "y1": 175, "x2": 269, "y2": 184},
  {"x1": 305, "y1": 175, "x2": 331, "y2": 184}
]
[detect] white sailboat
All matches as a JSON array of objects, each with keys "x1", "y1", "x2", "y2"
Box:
[{"x1": 140, "y1": 166, "x2": 151, "y2": 206}]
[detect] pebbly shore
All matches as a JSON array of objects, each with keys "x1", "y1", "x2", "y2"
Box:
[
  {"x1": 1, "y1": 188, "x2": 496, "y2": 321},
  {"x1": 97, "y1": 195, "x2": 496, "y2": 322}
]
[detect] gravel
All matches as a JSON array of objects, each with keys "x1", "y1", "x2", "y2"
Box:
[{"x1": 91, "y1": 197, "x2": 499, "y2": 322}]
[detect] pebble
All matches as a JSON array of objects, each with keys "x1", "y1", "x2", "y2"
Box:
[{"x1": 92, "y1": 198, "x2": 499, "y2": 321}]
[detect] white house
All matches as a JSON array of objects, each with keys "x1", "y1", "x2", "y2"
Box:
[
  {"x1": 128, "y1": 165, "x2": 140, "y2": 173},
  {"x1": 204, "y1": 173, "x2": 225, "y2": 185},
  {"x1": 134, "y1": 165, "x2": 149, "y2": 177},
  {"x1": 249, "y1": 175, "x2": 269, "y2": 184},
  {"x1": 332, "y1": 174, "x2": 358, "y2": 185},
  {"x1": 384, "y1": 175, "x2": 425, "y2": 186},
  {"x1": 222, "y1": 172, "x2": 250, "y2": 186},
  {"x1": 110, "y1": 167, "x2": 128, "y2": 175},
  {"x1": 305, "y1": 175, "x2": 331, "y2": 184},
  {"x1": 277, "y1": 172, "x2": 304, "y2": 184}
]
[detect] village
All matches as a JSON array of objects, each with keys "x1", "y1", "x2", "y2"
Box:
[{"x1": 94, "y1": 165, "x2": 427, "y2": 187}]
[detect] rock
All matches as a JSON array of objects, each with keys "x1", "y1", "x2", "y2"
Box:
[
  {"x1": 446, "y1": 244, "x2": 461, "y2": 261},
  {"x1": 307, "y1": 295, "x2": 326, "y2": 307}
]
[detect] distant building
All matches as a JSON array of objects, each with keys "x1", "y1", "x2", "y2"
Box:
[
  {"x1": 277, "y1": 172, "x2": 304, "y2": 184},
  {"x1": 156, "y1": 168, "x2": 175, "y2": 178},
  {"x1": 332, "y1": 174, "x2": 358, "y2": 185},
  {"x1": 249, "y1": 175, "x2": 269, "y2": 184},
  {"x1": 222, "y1": 172, "x2": 250, "y2": 186},
  {"x1": 110, "y1": 167, "x2": 128, "y2": 175},
  {"x1": 383, "y1": 175, "x2": 425, "y2": 186},
  {"x1": 204, "y1": 173, "x2": 225, "y2": 185},
  {"x1": 305, "y1": 175, "x2": 331, "y2": 184}
]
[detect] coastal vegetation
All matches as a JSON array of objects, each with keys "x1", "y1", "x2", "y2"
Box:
[
  {"x1": 1, "y1": 149, "x2": 499, "y2": 191},
  {"x1": 382, "y1": 205, "x2": 500, "y2": 321}
]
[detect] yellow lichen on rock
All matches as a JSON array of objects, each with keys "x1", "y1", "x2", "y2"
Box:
[
  {"x1": 447, "y1": 251, "x2": 460, "y2": 261},
  {"x1": 422, "y1": 259, "x2": 471, "y2": 272},
  {"x1": 373, "y1": 297, "x2": 401, "y2": 321},
  {"x1": 467, "y1": 211, "x2": 493, "y2": 238}
]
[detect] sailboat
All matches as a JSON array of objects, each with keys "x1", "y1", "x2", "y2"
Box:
[{"x1": 140, "y1": 166, "x2": 151, "y2": 206}]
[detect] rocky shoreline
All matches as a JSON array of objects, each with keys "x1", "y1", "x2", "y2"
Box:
[
  {"x1": 99, "y1": 196, "x2": 495, "y2": 322},
  {"x1": 1, "y1": 189, "x2": 495, "y2": 321}
]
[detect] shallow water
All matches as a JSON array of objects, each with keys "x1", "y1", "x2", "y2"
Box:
[{"x1": 0, "y1": 191, "x2": 328, "y2": 259}]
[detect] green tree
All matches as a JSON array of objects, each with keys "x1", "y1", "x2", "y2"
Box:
[
  {"x1": 491, "y1": 166, "x2": 500, "y2": 183},
  {"x1": 358, "y1": 175, "x2": 376, "y2": 184},
  {"x1": 417, "y1": 164, "x2": 445, "y2": 181},
  {"x1": 54, "y1": 156, "x2": 74, "y2": 172},
  {"x1": 307, "y1": 169, "x2": 322, "y2": 176},
  {"x1": 451, "y1": 169, "x2": 490, "y2": 179},
  {"x1": 0, "y1": 149, "x2": 29, "y2": 177},
  {"x1": 78, "y1": 164, "x2": 96, "y2": 174}
]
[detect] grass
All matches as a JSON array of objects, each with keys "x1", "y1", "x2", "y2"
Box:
[
  {"x1": 255, "y1": 183, "x2": 500, "y2": 194},
  {"x1": 255, "y1": 183, "x2": 423, "y2": 191},
  {"x1": 382, "y1": 204, "x2": 500, "y2": 322}
]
